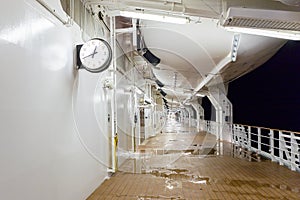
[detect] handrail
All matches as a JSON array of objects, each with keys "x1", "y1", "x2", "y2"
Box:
[
  {"x1": 232, "y1": 123, "x2": 300, "y2": 172},
  {"x1": 234, "y1": 123, "x2": 300, "y2": 135},
  {"x1": 202, "y1": 120, "x2": 300, "y2": 172}
]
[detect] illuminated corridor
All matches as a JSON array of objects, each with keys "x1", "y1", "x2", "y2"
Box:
[
  {"x1": 88, "y1": 120, "x2": 300, "y2": 200},
  {"x1": 1, "y1": 1, "x2": 300, "y2": 199}
]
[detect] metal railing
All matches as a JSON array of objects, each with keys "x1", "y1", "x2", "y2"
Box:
[
  {"x1": 204, "y1": 120, "x2": 218, "y2": 136},
  {"x1": 202, "y1": 121, "x2": 300, "y2": 172},
  {"x1": 232, "y1": 124, "x2": 300, "y2": 172},
  {"x1": 202, "y1": 120, "x2": 232, "y2": 141}
]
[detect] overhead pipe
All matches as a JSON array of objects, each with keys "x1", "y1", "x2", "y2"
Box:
[
  {"x1": 36, "y1": 0, "x2": 72, "y2": 25},
  {"x1": 110, "y1": 16, "x2": 117, "y2": 173}
]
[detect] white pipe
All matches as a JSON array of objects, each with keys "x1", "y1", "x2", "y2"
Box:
[
  {"x1": 110, "y1": 16, "x2": 117, "y2": 172},
  {"x1": 36, "y1": 0, "x2": 71, "y2": 25}
]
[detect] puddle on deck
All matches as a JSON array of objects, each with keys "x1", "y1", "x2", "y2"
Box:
[
  {"x1": 232, "y1": 145, "x2": 270, "y2": 162},
  {"x1": 150, "y1": 169, "x2": 211, "y2": 185},
  {"x1": 118, "y1": 133, "x2": 300, "y2": 198},
  {"x1": 120, "y1": 140, "x2": 272, "y2": 176},
  {"x1": 223, "y1": 179, "x2": 296, "y2": 192},
  {"x1": 88, "y1": 119, "x2": 300, "y2": 200}
]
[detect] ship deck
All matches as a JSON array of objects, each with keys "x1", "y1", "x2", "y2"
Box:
[{"x1": 88, "y1": 120, "x2": 300, "y2": 200}]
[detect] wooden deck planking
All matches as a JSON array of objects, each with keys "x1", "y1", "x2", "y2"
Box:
[{"x1": 87, "y1": 130, "x2": 300, "y2": 200}]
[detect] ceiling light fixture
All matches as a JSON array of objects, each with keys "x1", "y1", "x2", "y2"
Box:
[
  {"x1": 195, "y1": 93, "x2": 205, "y2": 97},
  {"x1": 119, "y1": 11, "x2": 189, "y2": 24}
]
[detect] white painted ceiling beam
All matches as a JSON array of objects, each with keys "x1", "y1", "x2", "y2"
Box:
[{"x1": 183, "y1": 54, "x2": 232, "y2": 104}]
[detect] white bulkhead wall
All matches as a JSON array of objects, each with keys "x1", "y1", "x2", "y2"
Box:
[
  {"x1": 0, "y1": 0, "x2": 126, "y2": 199},
  {"x1": 116, "y1": 71, "x2": 135, "y2": 165}
]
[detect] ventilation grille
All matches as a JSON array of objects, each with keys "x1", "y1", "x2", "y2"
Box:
[{"x1": 224, "y1": 17, "x2": 300, "y2": 31}]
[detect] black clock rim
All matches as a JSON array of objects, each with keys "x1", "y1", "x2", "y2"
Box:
[{"x1": 80, "y1": 38, "x2": 113, "y2": 73}]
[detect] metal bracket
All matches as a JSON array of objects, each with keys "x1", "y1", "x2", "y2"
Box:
[
  {"x1": 35, "y1": 0, "x2": 71, "y2": 26},
  {"x1": 103, "y1": 78, "x2": 114, "y2": 89},
  {"x1": 76, "y1": 44, "x2": 83, "y2": 69},
  {"x1": 231, "y1": 34, "x2": 240, "y2": 62}
]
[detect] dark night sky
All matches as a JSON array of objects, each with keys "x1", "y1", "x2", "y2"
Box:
[
  {"x1": 203, "y1": 41, "x2": 300, "y2": 132},
  {"x1": 228, "y1": 41, "x2": 300, "y2": 132}
]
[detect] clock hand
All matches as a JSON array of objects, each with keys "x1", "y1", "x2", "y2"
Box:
[
  {"x1": 82, "y1": 51, "x2": 98, "y2": 59},
  {"x1": 92, "y1": 46, "x2": 97, "y2": 58},
  {"x1": 82, "y1": 53, "x2": 94, "y2": 59}
]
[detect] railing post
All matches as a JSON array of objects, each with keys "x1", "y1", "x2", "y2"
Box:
[
  {"x1": 233, "y1": 124, "x2": 236, "y2": 143},
  {"x1": 207, "y1": 121, "x2": 210, "y2": 133},
  {"x1": 237, "y1": 125, "x2": 241, "y2": 145},
  {"x1": 257, "y1": 127, "x2": 261, "y2": 153},
  {"x1": 269, "y1": 130, "x2": 275, "y2": 162},
  {"x1": 240, "y1": 126, "x2": 243, "y2": 146},
  {"x1": 291, "y1": 133, "x2": 296, "y2": 171},
  {"x1": 231, "y1": 123, "x2": 299, "y2": 172},
  {"x1": 279, "y1": 131, "x2": 284, "y2": 166},
  {"x1": 242, "y1": 126, "x2": 246, "y2": 148},
  {"x1": 248, "y1": 126, "x2": 251, "y2": 151}
]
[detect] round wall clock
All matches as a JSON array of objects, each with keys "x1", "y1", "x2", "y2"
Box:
[{"x1": 79, "y1": 38, "x2": 112, "y2": 73}]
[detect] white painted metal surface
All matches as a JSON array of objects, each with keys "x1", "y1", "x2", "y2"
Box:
[
  {"x1": 232, "y1": 124, "x2": 300, "y2": 172},
  {"x1": 1, "y1": 0, "x2": 300, "y2": 199},
  {"x1": 277, "y1": 0, "x2": 300, "y2": 6},
  {"x1": 203, "y1": 121, "x2": 300, "y2": 172},
  {"x1": 92, "y1": 0, "x2": 289, "y2": 102},
  {"x1": 0, "y1": 1, "x2": 111, "y2": 199}
]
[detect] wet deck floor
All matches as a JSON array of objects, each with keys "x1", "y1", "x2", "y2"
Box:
[{"x1": 88, "y1": 120, "x2": 300, "y2": 199}]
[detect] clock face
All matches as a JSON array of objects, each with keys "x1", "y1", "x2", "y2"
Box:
[{"x1": 79, "y1": 38, "x2": 112, "y2": 73}]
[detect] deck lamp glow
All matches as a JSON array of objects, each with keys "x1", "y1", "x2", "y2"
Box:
[{"x1": 120, "y1": 11, "x2": 189, "y2": 24}]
